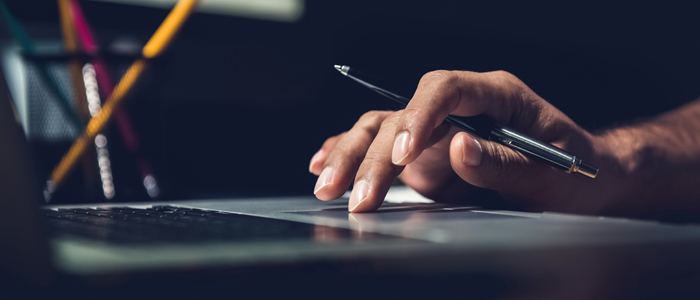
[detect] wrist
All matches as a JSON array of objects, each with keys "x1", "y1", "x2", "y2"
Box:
[{"x1": 593, "y1": 126, "x2": 663, "y2": 215}]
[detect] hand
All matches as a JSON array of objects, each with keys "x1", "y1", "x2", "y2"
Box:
[{"x1": 310, "y1": 70, "x2": 631, "y2": 214}]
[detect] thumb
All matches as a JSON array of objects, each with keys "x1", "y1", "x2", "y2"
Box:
[{"x1": 449, "y1": 132, "x2": 565, "y2": 201}]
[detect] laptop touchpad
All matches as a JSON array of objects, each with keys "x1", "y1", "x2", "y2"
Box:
[{"x1": 285, "y1": 203, "x2": 528, "y2": 220}]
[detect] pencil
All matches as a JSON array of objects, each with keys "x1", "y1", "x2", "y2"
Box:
[
  {"x1": 58, "y1": 0, "x2": 90, "y2": 120},
  {"x1": 48, "y1": 0, "x2": 199, "y2": 195},
  {"x1": 57, "y1": 0, "x2": 102, "y2": 191},
  {"x1": 71, "y1": 0, "x2": 161, "y2": 198}
]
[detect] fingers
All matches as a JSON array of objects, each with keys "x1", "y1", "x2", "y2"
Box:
[
  {"x1": 448, "y1": 132, "x2": 567, "y2": 203},
  {"x1": 309, "y1": 133, "x2": 343, "y2": 175},
  {"x1": 391, "y1": 70, "x2": 538, "y2": 167},
  {"x1": 312, "y1": 111, "x2": 394, "y2": 201},
  {"x1": 348, "y1": 112, "x2": 405, "y2": 213},
  {"x1": 313, "y1": 70, "x2": 579, "y2": 212}
]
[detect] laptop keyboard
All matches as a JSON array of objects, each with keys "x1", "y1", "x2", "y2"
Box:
[{"x1": 42, "y1": 205, "x2": 351, "y2": 244}]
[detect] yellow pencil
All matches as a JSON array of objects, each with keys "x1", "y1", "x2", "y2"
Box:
[{"x1": 48, "y1": 0, "x2": 199, "y2": 194}]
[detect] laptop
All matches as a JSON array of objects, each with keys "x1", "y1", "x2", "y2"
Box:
[{"x1": 3, "y1": 60, "x2": 700, "y2": 299}]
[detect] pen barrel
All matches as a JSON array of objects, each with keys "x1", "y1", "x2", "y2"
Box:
[
  {"x1": 445, "y1": 115, "x2": 496, "y2": 139},
  {"x1": 490, "y1": 126, "x2": 578, "y2": 173}
]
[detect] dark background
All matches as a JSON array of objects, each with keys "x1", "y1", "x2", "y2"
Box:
[{"x1": 2, "y1": 0, "x2": 699, "y2": 203}]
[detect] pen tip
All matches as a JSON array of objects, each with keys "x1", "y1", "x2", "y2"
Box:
[{"x1": 334, "y1": 65, "x2": 349, "y2": 76}]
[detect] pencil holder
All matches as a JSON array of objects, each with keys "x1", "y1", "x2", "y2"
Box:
[{"x1": 3, "y1": 43, "x2": 154, "y2": 204}]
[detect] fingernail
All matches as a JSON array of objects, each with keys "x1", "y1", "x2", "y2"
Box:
[
  {"x1": 309, "y1": 149, "x2": 323, "y2": 173},
  {"x1": 392, "y1": 131, "x2": 411, "y2": 165},
  {"x1": 461, "y1": 135, "x2": 482, "y2": 167},
  {"x1": 314, "y1": 167, "x2": 334, "y2": 195},
  {"x1": 348, "y1": 180, "x2": 370, "y2": 212}
]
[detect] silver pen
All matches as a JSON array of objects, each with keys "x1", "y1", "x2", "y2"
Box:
[{"x1": 334, "y1": 65, "x2": 598, "y2": 179}]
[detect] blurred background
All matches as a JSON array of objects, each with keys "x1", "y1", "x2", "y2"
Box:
[{"x1": 1, "y1": 0, "x2": 699, "y2": 204}]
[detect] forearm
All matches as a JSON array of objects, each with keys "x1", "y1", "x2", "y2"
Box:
[{"x1": 604, "y1": 99, "x2": 700, "y2": 215}]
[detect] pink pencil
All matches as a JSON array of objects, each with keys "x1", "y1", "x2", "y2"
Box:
[{"x1": 71, "y1": 0, "x2": 160, "y2": 198}]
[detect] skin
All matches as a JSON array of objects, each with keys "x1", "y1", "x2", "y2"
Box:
[{"x1": 309, "y1": 70, "x2": 700, "y2": 216}]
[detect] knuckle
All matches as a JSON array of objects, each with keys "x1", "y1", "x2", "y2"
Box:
[
  {"x1": 488, "y1": 70, "x2": 518, "y2": 83},
  {"x1": 420, "y1": 70, "x2": 458, "y2": 87},
  {"x1": 380, "y1": 111, "x2": 402, "y2": 127},
  {"x1": 489, "y1": 143, "x2": 521, "y2": 180},
  {"x1": 489, "y1": 70, "x2": 525, "y2": 90},
  {"x1": 323, "y1": 132, "x2": 346, "y2": 149},
  {"x1": 361, "y1": 152, "x2": 383, "y2": 166},
  {"x1": 360, "y1": 151, "x2": 397, "y2": 177},
  {"x1": 333, "y1": 131, "x2": 347, "y2": 140},
  {"x1": 398, "y1": 107, "x2": 418, "y2": 125},
  {"x1": 354, "y1": 111, "x2": 389, "y2": 138},
  {"x1": 488, "y1": 143, "x2": 506, "y2": 179},
  {"x1": 421, "y1": 70, "x2": 451, "y2": 81},
  {"x1": 399, "y1": 106, "x2": 438, "y2": 133},
  {"x1": 422, "y1": 71, "x2": 461, "y2": 100},
  {"x1": 331, "y1": 145, "x2": 364, "y2": 167},
  {"x1": 489, "y1": 70, "x2": 514, "y2": 79},
  {"x1": 358, "y1": 110, "x2": 389, "y2": 125},
  {"x1": 488, "y1": 70, "x2": 524, "y2": 89}
]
